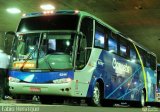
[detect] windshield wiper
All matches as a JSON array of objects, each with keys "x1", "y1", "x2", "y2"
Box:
[
  {"x1": 43, "y1": 57, "x2": 54, "y2": 71},
  {"x1": 20, "y1": 45, "x2": 38, "y2": 71}
]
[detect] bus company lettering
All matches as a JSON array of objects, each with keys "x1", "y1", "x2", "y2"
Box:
[
  {"x1": 112, "y1": 58, "x2": 131, "y2": 75},
  {"x1": 97, "y1": 59, "x2": 104, "y2": 66}
]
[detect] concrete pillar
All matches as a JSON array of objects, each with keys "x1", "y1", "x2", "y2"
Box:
[{"x1": 0, "y1": 32, "x2": 5, "y2": 51}]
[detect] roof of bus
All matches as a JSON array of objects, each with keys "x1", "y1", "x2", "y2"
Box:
[
  {"x1": 23, "y1": 10, "x2": 156, "y2": 56},
  {"x1": 23, "y1": 10, "x2": 120, "y2": 33}
]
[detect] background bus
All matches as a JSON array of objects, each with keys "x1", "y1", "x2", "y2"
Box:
[
  {"x1": 156, "y1": 64, "x2": 160, "y2": 102},
  {"x1": 5, "y1": 10, "x2": 157, "y2": 107}
]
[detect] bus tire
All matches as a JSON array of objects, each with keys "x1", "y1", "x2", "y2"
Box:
[
  {"x1": 140, "y1": 90, "x2": 146, "y2": 107},
  {"x1": 86, "y1": 82, "x2": 101, "y2": 106}
]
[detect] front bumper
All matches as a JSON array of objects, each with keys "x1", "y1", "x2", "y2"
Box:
[{"x1": 9, "y1": 82, "x2": 74, "y2": 96}]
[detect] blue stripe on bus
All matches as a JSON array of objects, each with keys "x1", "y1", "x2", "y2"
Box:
[
  {"x1": 118, "y1": 84, "x2": 143, "y2": 100},
  {"x1": 106, "y1": 66, "x2": 141, "y2": 99},
  {"x1": 9, "y1": 70, "x2": 74, "y2": 83}
]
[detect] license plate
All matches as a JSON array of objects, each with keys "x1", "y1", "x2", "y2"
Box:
[{"x1": 30, "y1": 87, "x2": 41, "y2": 92}]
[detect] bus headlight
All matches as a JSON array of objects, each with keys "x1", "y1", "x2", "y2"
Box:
[
  {"x1": 9, "y1": 77, "x2": 20, "y2": 82},
  {"x1": 52, "y1": 78, "x2": 72, "y2": 84}
]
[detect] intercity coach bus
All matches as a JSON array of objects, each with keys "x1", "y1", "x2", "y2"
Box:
[{"x1": 5, "y1": 10, "x2": 157, "y2": 106}]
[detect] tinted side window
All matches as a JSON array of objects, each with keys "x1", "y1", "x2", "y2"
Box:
[
  {"x1": 120, "y1": 44, "x2": 127, "y2": 57},
  {"x1": 145, "y1": 52, "x2": 151, "y2": 68},
  {"x1": 119, "y1": 38, "x2": 128, "y2": 58},
  {"x1": 137, "y1": 47, "x2": 147, "y2": 66},
  {"x1": 129, "y1": 43, "x2": 138, "y2": 63},
  {"x1": 108, "y1": 36, "x2": 117, "y2": 53},
  {"x1": 130, "y1": 48, "x2": 137, "y2": 60},
  {"x1": 95, "y1": 31, "x2": 105, "y2": 48},
  {"x1": 77, "y1": 17, "x2": 93, "y2": 70},
  {"x1": 150, "y1": 54, "x2": 156, "y2": 70},
  {"x1": 134, "y1": 46, "x2": 141, "y2": 64},
  {"x1": 94, "y1": 22, "x2": 108, "y2": 49},
  {"x1": 80, "y1": 17, "x2": 93, "y2": 47}
]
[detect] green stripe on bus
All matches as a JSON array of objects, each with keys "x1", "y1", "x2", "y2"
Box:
[{"x1": 133, "y1": 44, "x2": 148, "y2": 101}]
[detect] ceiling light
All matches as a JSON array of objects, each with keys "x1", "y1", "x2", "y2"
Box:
[
  {"x1": 40, "y1": 4, "x2": 55, "y2": 10},
  {"x1": 6, "y1": 8, "x2": 21, "y2": 14}
]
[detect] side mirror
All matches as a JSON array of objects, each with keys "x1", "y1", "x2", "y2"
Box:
[{"x1": 5, "y1": 31, "x2": 16, "y2": 36}]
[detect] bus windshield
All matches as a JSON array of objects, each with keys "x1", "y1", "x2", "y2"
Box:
[
  {"x1": 15, "y1": 33, "x2": 74, "y2": 58},
  {"x1": 17, "y1": 15, "x2": 79, "y2": 32},
  {"x1": 12, "y1": 32, "x2": 76, "y2": 70}
]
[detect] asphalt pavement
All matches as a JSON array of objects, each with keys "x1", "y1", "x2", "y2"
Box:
[{"x1": 0, "y1": 100, "x2": 159, "y2": 112}]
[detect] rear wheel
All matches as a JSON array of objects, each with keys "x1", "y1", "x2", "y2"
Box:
[
  {"x1": 86, "y1": 82, "x2": 101, "y2": 106},
  {"x1": 130, "y1": 90, "x2": 146, "y2": 107},
  {"x1": 140, "y1": 90, "x2": 146, "y2": 107}
]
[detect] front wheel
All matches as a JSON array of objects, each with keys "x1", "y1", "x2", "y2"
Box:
[{"x1": 86, "y1": 82, "x2": 101, "y2": 106}]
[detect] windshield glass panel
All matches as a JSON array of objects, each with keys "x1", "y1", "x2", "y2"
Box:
[
  {"x1": 17, "y1": 15, "x2": 79, "y2": 32},
  {"x1": 14, "y1": 33, "x2": 74, "y2": 59},
  {"x1": 15, "y1": 33, "x2": 40, "y2": 59},
  {"x1": 43, "y1": 33, "x2": 74, "y2": 55},
  {"x1": 12, "y1": 32, "x2": 76, "y2": 70}
]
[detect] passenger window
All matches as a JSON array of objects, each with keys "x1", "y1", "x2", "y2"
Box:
[
  {"x1": 80, "y1": 17, "x2": 93, "y2": 47},
  {"x1": 150, "y1": 54, "x2": 156, "y2": 70},
  {"x1": 145, "y1": 54, "x2": 150, "y2": 68},
  {"x1": 108, "y1": 37, "x2": 117, "y2": 53},
  {"x1": 130, "y1": 49, "x2": 136, "y2": 59},
  {"x1": 120, "y1": 39, "x2": 128, "y2": 57},
  {"x1": 94, "y1": 22, "x2": 108, "y2": 49},
  {"x1": 95, "y1": 31, "x2": 105, "y2": 48},
  {"x1": 130, "y1": 45, "x2": 137, "y2": 62},
  {"x1": 120, "y1": 44, "x2": 127, "y2": 57},
  {"x1": 77, "y1": 17, "x2": 93, "y2": 70},
  {"x1": 138, "y1": 47, "x2": 146, "y2": 66}
]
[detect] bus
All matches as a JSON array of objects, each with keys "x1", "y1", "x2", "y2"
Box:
[
  {"x1": 156, "y1": 64, "x2": 160, "y2": 102},
  {"x1": 5, "y1": 10, "x2": 157, "y2": 106}
]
